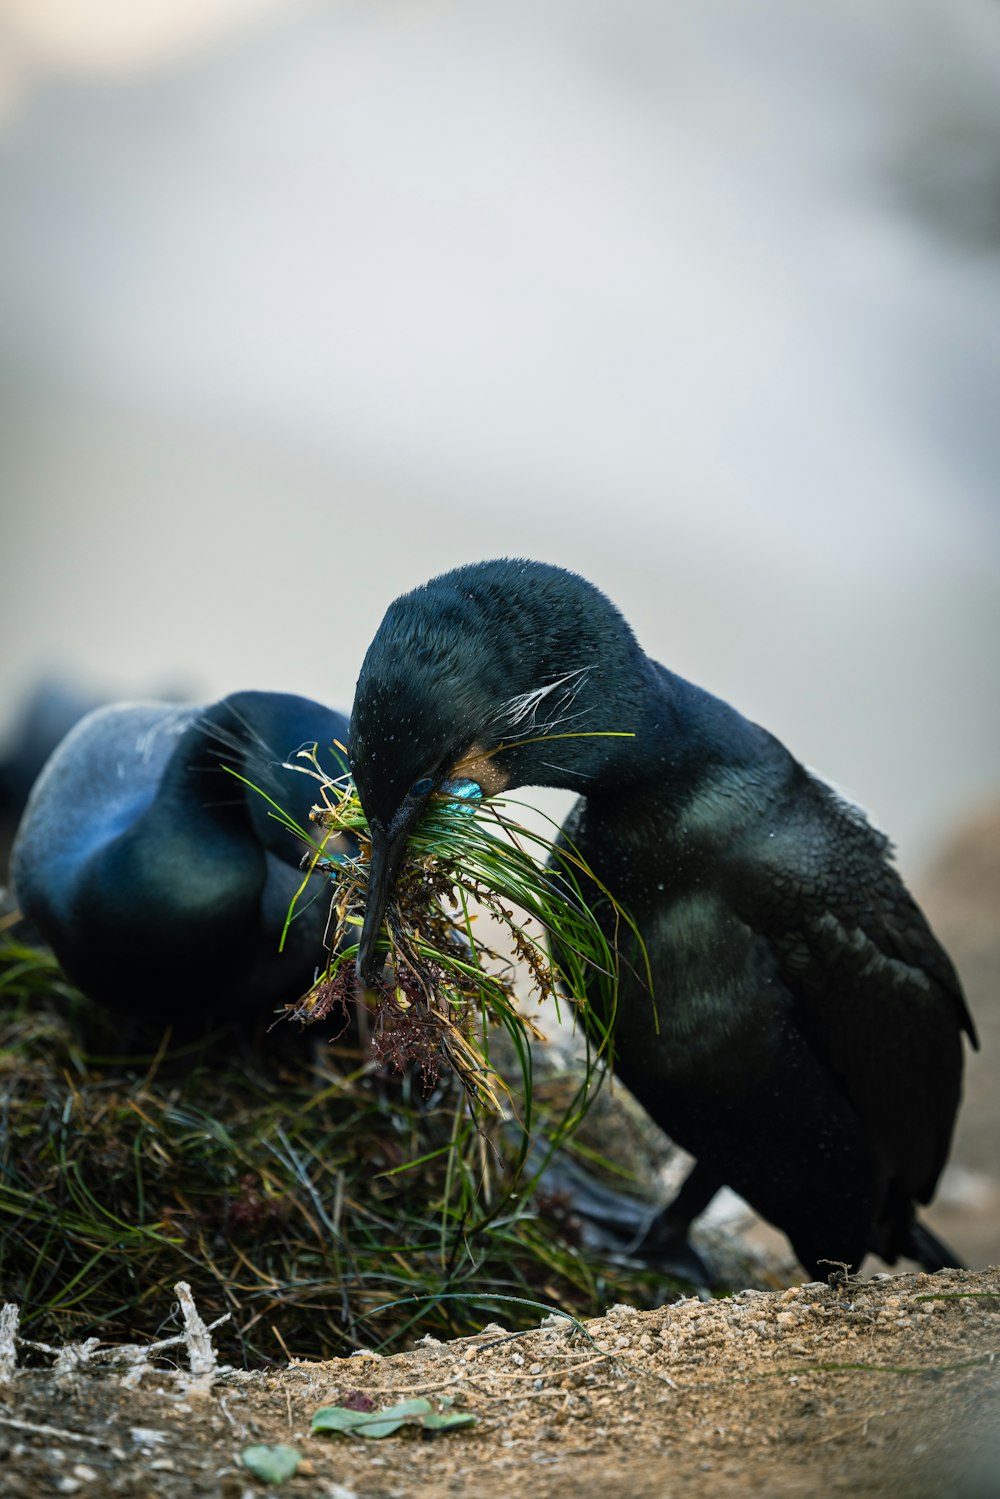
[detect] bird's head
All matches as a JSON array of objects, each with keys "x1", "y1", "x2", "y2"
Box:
[{"x1": 348, "y1": 559, "x2": 646, "y2": 986}]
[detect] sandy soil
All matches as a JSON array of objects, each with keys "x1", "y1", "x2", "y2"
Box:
[{"x1": 2, "y1": 1268, "x2": 999, "y2": 1498}]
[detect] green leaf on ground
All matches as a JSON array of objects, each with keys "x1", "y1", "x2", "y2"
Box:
[
  {"x1": 311, "y1": 1396, "x2": 475, "y2": 1439},
  {"x1": 240, "y1": 1444, "x2": 301, "y2": 1482},
  {"x1": 420, "y1": 1410, "x2": 478, "y2": 1430}
]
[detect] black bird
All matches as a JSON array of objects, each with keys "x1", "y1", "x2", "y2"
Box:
[
  {"x1": 348, "y1": 559, "x2": 977, "y2": 1279},
  {"x1": 11, "y1": 691, "x2": 350, "y2": 1023}
]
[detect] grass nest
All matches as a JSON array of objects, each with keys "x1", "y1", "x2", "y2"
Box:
[
  {"x1": 0, "y1": 756, "x2": 682, "y2": 1365},
  {"x1": 0, "y1": 937, "x2": 686, "y2": 1365}
]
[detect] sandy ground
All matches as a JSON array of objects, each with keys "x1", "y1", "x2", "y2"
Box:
[{"x1": 2, "y1": 1267, "x2": 998, "y2": 1499}]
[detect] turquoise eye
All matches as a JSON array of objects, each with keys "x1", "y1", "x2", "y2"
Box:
[{"x1": 411, "y1": 777, "x2": 434, "y2": 797}]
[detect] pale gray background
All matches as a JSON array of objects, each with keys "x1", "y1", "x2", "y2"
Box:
[{"x1": 2, "y1": 0, "x2": 999, "y2": 878}]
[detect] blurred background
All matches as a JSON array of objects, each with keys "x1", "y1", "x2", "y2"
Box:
[{"x1": 0, "y1": 0, "x2": 998, "y2": 1259}]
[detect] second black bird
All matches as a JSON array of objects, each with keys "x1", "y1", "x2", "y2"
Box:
[{"x1": 347, "y1": 559, "x2": 976, "y2": 1280}]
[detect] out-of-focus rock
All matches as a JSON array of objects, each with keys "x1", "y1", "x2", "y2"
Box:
[{"x1": 918, "y1": 804, "x2": 1000, "y2": 1268}]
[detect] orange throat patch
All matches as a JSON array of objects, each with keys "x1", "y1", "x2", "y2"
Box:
[{"x1": 451, "y1": 743, "x2": 510, "y2": 798}]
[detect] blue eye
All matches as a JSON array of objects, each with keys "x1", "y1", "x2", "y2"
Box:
[{"x1": 411, "y1": 777, "x2": 434, "y2": 797}]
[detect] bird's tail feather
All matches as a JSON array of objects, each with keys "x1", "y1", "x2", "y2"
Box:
[{"x1": 903, "y1": 1217, "x2": 965, "y2": 1273}]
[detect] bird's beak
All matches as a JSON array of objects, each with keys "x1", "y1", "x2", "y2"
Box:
[{"x1": 355, "y1": 815, "x2": 415, "y2": 988}]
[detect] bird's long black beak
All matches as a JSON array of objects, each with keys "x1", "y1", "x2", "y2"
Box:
[{"x1": 355, "y1": 821, "x2": 410, "y2": 988}]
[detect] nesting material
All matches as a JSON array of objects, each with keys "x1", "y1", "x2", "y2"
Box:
[{"x1": 270, "y1": 750, "x2": 643, "y2": 1122}]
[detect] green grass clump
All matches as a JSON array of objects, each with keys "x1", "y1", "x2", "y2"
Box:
[
  {"x1": 255, "y1": 748, "x2": 645, "y2": 1142},
  {"x1": 0, "y1": 936, "x2": 683, "y2": 1365}
]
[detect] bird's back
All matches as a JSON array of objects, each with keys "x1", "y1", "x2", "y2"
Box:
[
  {"x1": 12, "y1": 701, "x2": 200, "y2": 939},
  {"x1": 11, "y1": 693, "x2": 348, "y2": 1022},
  {"x1": 558, "y1": 674, "x2": 973, "y2": 1269}
]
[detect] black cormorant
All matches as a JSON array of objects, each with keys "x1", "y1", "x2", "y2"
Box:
[
  {"x1": 11, "y1": 691, "x2": 350, "y2": 1022},
  {"x1": 347, "y1": 559, "x2": 977, "y2": 1278}
]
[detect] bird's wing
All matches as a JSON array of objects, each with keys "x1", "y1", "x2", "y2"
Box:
[{"x1": 728, "y1": 778, "x2": 975, "y2": 1203}]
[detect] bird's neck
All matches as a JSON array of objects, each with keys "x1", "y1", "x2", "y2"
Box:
[
  {"x1": 547, "y1": 655, "x2": 783, "y2": 804},
  {"x1": 158, "y1": 696, "x2": 329, "y2": 870},
  {"x1": 648, "y1": 662, "x2": 780, "y2": 783}
]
